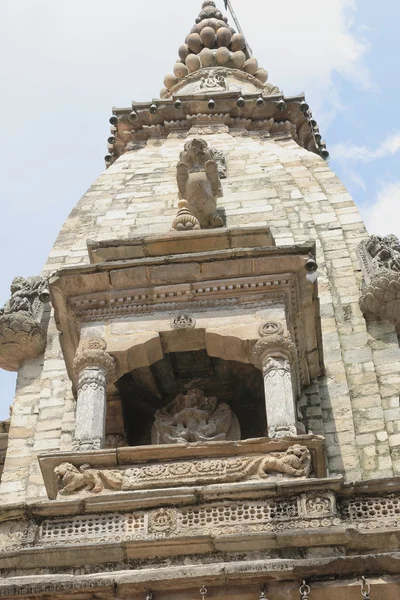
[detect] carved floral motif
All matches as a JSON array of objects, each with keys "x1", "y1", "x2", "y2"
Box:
[
  {"x1": 148, "y1": 508, "x2": 177, "y2": 532},
  {"x1": 259, "y1": 321, "x2": 283, "y2": 336},
  {"x1": 172, "y1": 138, "x2": 224, "y2": 231},
  {"x1": 170, "y1": 314, "x2": 196, "y2": 329},
  {"x1": 151, "y1": 388, "x2": 239, "y2": 444}
]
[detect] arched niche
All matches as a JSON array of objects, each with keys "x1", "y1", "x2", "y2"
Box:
[{"x1": 116, "y1": 348, "x2": 265, "y2": 446}]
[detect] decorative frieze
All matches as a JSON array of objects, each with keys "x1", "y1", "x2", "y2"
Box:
[
  {"x1": 54, "y1": 444, "x2": 312, "y2": 496},
  {"x1": 0, "y1": 276, "x2": 50, "y2": 371},
  {"x1": 5, "y1": 485, "x2": 400, "y2": 564}
]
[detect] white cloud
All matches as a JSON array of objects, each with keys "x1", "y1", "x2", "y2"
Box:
[
  {"x1": 362, "y1": 182, "x2": 400, "y2": 237},
  {"x1": 331, "y1": 132, "x2": 400, "y2": 162}
]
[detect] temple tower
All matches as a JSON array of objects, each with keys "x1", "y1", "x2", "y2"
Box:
[{"x1": 1, "y1": 2, "x2": 400, "y2": 598}]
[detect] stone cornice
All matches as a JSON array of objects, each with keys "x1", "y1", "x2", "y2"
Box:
[{"x1": 106, "y1": 92, "x2": 327, "y2": 166}]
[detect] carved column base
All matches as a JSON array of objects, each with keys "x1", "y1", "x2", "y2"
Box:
[{"x1": 268, "y1": 423, "x2": 299, "y2": 439}]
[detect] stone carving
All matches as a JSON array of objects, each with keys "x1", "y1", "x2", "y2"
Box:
[
  {"x1": 259, "y1": 321, "x2": 284, "y2": 336},
  {"x1": 73, "y1": 337, "x2": 115, "y2": 377},
  {"x1": 105, "y1": 433, "x2": 127, "y2": 448},
  {"x1": 200, "y1": 71, "x2": 227, "y2": 91},
  {"x1": 359, "y1": 234, "x2": 400, "y2": 325},
  {"x1": 252, "y1": 333, "x2": 296, "y2": 365},
  {"x1": 0, "y1": 276, "x2": 50, "y2": 371},
  {"x1": 259, "y1": 445, "x2": 311, "y2": 478},
  {"x1": 55, "y1": 463, "x2": 123, "y2": 495},
  {"x1": 172, "y1": 138, "x2": 224, "y2": 231},
  {"x1": 148, "y1": 508, "x2": 177, "y2": 533},
  {"x1": 53, "y1": 445, "x2": 312, "y2": 496},
  {"x1": 300, "y1": 492, "x2": 335, "y2": 517},
  {"x1": 170, "y1": 314, "x2": 196, "y2": 329},
  {"x1": 151, "y1": 388, "x2": 239, "y2": 444}
]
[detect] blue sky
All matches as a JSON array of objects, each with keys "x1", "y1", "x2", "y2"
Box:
[{"x1": 0, "y1": 0, "x2": 399, "y2": 419}]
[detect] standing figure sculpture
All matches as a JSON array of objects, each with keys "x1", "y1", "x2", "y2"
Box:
[
  {"x1": 151, "y1": 388, "x2": 240, "y2": 444},
  {"x1": 172, "y1": 138, "x2": 225, "y2": 231}
]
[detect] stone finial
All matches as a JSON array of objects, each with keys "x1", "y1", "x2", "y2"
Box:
[
  {"x1": 172, "y1": 138, "x2": 224, "y2": 231},
  {"x1": 0, "y1": 275, "x2": 50, "y2": 371},
  {"x1": 73, "y1": 337, "x2": 116, "y2": 378},
  {"x1": 161, "y1": 0, "x2": 270, "y2": 98}
]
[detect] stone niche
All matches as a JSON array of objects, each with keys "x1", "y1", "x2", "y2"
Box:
[
  {"x1": 117, "y1": 350, "x2": 265, "y2": 446},
  {"x1": 43, "y1": 225, "x2": 325, "y2": 499}
]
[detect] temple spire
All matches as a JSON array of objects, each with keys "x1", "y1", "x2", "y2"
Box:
[{"x1": 161, "y1": 0, "x2": 267, "y2": 98}]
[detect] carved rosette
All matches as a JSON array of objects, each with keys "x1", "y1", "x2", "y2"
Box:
[
  {"x1": 148, "y1": 508, "x2": 177, "y2": 533},
  {"x1": 0, "y1": 312, "x2": 46, "y2": 371}
]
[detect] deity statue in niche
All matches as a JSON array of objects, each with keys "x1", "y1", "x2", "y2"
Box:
[{"x1": 151, "y1": 388, "x2": 240, "y2": 444}]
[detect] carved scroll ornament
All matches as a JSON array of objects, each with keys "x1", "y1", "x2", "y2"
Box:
[
  {"x1": 172, "y1": 138, "x2": 224, "y2": 231},
  {"x1": 54, "y1": 444, "x2": 312, "y2": 495},
  {"x1": 0, "y1": 276, "x2": 50, "y2": 371},
  {"x1": 358, "y1": 234, "x2": 400, "y2": 325}
]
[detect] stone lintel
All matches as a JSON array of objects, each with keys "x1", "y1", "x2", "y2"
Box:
[
  {"x1": 87, "y1": 226, "x2": 275, "y2": 264},
  {"x1": 38, "y1": 436, "x2": 326, "y2": 500}
]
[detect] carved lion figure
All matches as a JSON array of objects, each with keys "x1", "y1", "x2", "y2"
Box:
[
  {"x1": 258, "y1": 444, "x2": 311, "y2": 478},
  {"x1": 172, "y1": 138, "x2": 224, "y2": 231},
  {"x1": 55, "y1": 462, "x2": 123, "y2": 495}
]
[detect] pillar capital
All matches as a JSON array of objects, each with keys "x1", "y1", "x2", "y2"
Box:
[
  {"x1": 73, "y1": 337, "x2": 115, "y2": 379},
  {"x1": 251, "y1": 332, "x2": 296, "y2": 368}
]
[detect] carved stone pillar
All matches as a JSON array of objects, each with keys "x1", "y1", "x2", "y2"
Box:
[
  {"x1": 72, "y1": 338, "x2": 115, "y2": 451},
  {"x1": 252, "y1": 326, "x2": 299, "y2": 439}
]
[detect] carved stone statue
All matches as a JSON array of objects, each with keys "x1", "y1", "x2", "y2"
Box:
[
  {"x1": 258, "y1": 445, "x2": 311, "y2": 478},
  {"x1": 55, "y1": 463, "x2": 123, "y2": 495},
  {"x1": 172, "y1": 138, "x2": 224, "y2": 231},
  {"x1": 0, "y1": 276, "x2": 49, "y2": 316},
  {"x1": 365, "y1": 234, "x2": 400, "y2": 272},
  {"x1": 151, "y1": 388, "x2": 240, "y2": 444},
  {"x1": 0, "y1": 276, "x2": 50, "y2": 371}
]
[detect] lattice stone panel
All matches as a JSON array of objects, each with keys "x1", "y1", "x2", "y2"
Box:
[
  {"x1": 179, "y1": 500, "x2": 298, "y2": 531},
  {"x1": 339, "y1": 496, "x2": 400, "y2": 521},
  {"x1": 40, "y1": 513, "x2": 146, "y2": 543}
]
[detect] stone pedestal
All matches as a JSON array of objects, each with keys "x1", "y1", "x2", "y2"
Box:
[
  {"x1": 72, "y1": 338, "x2": 115, "y2": 451},
  {"x1": 252, "y1": 329, "x2": 299, "y2": 439}
]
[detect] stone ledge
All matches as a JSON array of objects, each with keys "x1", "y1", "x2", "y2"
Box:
[
  {"x1": 2, "y1": 477, "x2": 400, "y2": 569},
  {"x1": 87, "y1": 226, "x2": 276, "y2": 264}
]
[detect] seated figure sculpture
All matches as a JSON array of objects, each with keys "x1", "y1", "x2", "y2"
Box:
[
  {"x1": 172, "y1": 138, "x2": 225, "y2": 231},
  {"x1": 151, "y1": 388, "x2": 240, "y2": 444}
]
